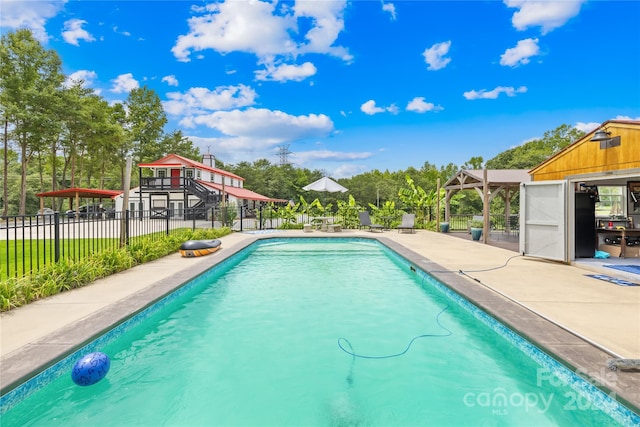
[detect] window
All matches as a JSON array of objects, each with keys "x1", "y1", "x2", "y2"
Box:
[
  {"x1": 158, "y1": 170, "x2": 166, "y2": 178},
  {"x1": 196, "y1": 170, "x2": 201, "y2": 180},
  {"x1": 185, "y1": 169, "x2": 194, "y2": 179},
  {"x1": 596, "y1": 186, "x2": 626, "y2": 217}
]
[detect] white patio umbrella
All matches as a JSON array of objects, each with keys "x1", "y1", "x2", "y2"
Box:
[{"x1": 302, "y1": 176, "x2": 348, "y2": 193}]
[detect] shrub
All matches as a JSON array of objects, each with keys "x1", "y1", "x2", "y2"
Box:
[{"x1": 0, "y1": 227, "x2": 232, "y2": 312}]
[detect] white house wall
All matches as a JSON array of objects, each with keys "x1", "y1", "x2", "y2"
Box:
[
  {"x1": 114, "y1": 187, "x2": 240, "y2": 212},
  {"x1": 152, "y1": 167, "x2": 243, "y2": 188}
]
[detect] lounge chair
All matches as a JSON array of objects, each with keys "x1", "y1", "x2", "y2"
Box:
[
  {"x1": 358, "y1": 211, "x2": 384, "y2": 232},
  {"x1": 397, "y1": 214, "x2": 415, "y2": 233}
]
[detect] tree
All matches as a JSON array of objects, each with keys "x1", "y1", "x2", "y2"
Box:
[
  {"x1": 124, "y1": 86, "x2": 168, "y2": 164},
  {"x1": 159, "y1": 130, "x2": 200, "y2": 160},
  {"x1": 110, "y1": 102, "x2": 133, "y2": 186},
  {"x1": 463, "y1": 156, "x2": 484, "y2": 170},
  {"x1": 0, "y1": 29, "x2": 64, "y2": 213},
  {"x1": 58, "y1": 82, "x2": 95, "y2": 188},
  {"x1": 486, "y1": 124, "x2": 584, "y2": 169},
  {"x1": 85, "y1": 95, "x2": 127, "y2": 189}
]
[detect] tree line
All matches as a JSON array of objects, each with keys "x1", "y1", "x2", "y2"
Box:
[{"x1": 0, "y1": 29, "x2": 584, "y2": 216}]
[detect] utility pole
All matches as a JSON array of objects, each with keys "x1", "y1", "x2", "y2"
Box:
[{"x1": 277, "y1": 144, "x2": 291, "y2": 166}]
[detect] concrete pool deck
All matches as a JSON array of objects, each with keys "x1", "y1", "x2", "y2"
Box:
[{"x1": 1, "y1": 229, "x2": 639, "y2": 413}]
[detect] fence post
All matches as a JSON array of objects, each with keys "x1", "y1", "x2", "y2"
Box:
[
  {"x1": 259, "y1": 204, "x2": 263, "y2": 230},
  {"x1": 125, "y1": 210, "x2": 130, "y2": 246},
  {"x1": 165, "y1": 211, "x2": 170, "y2": 235},
  {"x1": 239, "y1": 206, "x2": 244, "y2": 232},
  {"x1": 54, "y1": 212, "x2": 60, "y2": 262}
]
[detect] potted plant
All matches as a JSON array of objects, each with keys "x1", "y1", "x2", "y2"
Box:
[
  {"x1": 440, "y1": 222, "x2": 449, "y2": 233},
  {"x1": 469, "y1": 219, "x2": 484, "y2": 241}
]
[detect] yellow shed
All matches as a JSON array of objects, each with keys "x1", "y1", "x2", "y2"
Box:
[
  {"x1": 520, "y1": 119, "x2": 640, "y2": 263},
  {"x1": 530, "y1": 120, "x2": 640, "y2": 181}
]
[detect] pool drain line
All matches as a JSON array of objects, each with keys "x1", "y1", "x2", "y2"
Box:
[{"x1": 337, "y1": 305, "x2": 452, "y2": 360}]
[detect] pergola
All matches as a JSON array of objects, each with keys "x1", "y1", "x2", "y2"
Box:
[
  {"x1": 35, "y1": 187, "x2": 123, "y2": 214},
  {"x1": 442, "y1": 169, "x2": 530, "y2": 243}
]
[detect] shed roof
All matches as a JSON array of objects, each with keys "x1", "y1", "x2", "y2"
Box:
[
  {"x1": 200, "y1": 181, "x2": 287, "y2": 203},
  {"x1": 35, "y1": 188, "x2": 123, "y2": 199},
  {"x1": 139, "y1": 154, "x2": 244, "y2": 181},
  {"x1": 528, "y1": 119, "x2": 640, "y2": 180},
  {"x1": 443, "y1": 169, "x2": 531, "y2": 190}
]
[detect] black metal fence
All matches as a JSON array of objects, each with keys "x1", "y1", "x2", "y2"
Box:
[
  {"x1": 447, "y1": 214, "x2": 519, "y2": 232},
  {"x1": 0, "y1": 206, "x2": 262, "y2": 281},
  {"x1": 2, "y1": 207, "x2": 520, "y2": 280}
]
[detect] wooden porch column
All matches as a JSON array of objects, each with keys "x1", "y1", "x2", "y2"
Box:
[
  {"x1": 505, "y1": 187, "x2": 511, "y2": 233},
  {"x1": 436, "y1": 178, "x2": 441, "y2": 226},
  {"x1": 482, "y1": 168, "x2": 489, "y2": 244}
]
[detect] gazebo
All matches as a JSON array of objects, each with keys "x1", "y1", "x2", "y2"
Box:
[
  {"x1": 442, "y1": 169, "x2": 531, "y2": 243},
  {"x1": 35, "y1": 187, "x2": 123, "y2": 215}
]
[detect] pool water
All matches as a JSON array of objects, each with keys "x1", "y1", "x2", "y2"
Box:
[{"x1": 1, "y1": 239, "x2": 636, "y2": 426}]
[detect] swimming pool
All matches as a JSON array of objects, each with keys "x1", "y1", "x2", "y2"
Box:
[{"x1": 1, "y1": 238, "x2": 638, "y2": 425}]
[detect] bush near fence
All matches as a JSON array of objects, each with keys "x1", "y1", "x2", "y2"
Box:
[{"x1": 0, "y1": 225, "x2": 231, "y2": 312}]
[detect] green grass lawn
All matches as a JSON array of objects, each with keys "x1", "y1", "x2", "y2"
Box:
[{"x1": 1, "y1": 237, "x2": 120, "y2": 279}]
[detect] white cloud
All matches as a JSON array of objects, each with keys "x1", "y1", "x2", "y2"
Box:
[
  {"x1": 171, "y1": 0, "x2": 351, "y2": 77},
  {"x1": 423, "y1": 41, "x2": 452, "y2": 71},
  {"x1": 172, "y1": 0, "x2": 295, "y2": 61},
  {"x1": 0, "y1": 0, "x2": 65, "y2": 42},
  {"x1": 164, "y1": 85, "x2": 257, "y2": 116},
  {"x1": 360, "y1": 100, "x2": 397, "y2": 115},
  {"x1": 110, "y1": 73, "x2": 139, "y2": 93},
  {"x1": 255, "y1": 61, "x2": 317, "y2": 82},
  {"x1": 386, "y1": 104, "x2": 399, "y2": 115},
  {"x1": 187, "y1": 108, "x2": 334, "y2": 142},
  {"x1": 575, "y1": 116, "x2": 640, "y2": 133},
  {"x1": 361, "y1": 100, "x2": 385, "y2": 115},
  {"x1": 183, "y1": 108, "x2": 335, "y2": 165},
  {"x1": 500, "y1": 38, "x2": 540, "y2": 67},
  {"x1": 381, "y1": 2, "x2": 397, "y2": 20},
  {"x1": 162, "y1": 75, "x2": 179, "y2": 86},
  {"x1": 113, "y1": 26, "x2": 131, "y2": 37},
  {"x1": 291, "y1": 151, "x2": 373, "y2": 178},
  {"x1": 64, "y1": 70, "x2": 97, "y2": 88},
  {"x1": 295, "y1": 0, "x2": 352, "y2": 61},
  {"x1": 332, "y1": 163, "x2": 370, "y2": 179},
  {"x1": 406, "y1": 97, "x2": 443, "y2": 113},
  {"x1": 613, "y1": 115, "x2": 640, "y2": 121},
  {"x1": 463, "y1": 86, "x2": 527, "y2": 100},
  {"x1": 187, "y1": 135, "x2": 270, "y2": 165},
  {"x1": 294, "y1": 150, "x2": 372, "y2": 162},
  {"x1": 574, "y1": 121, "x2": 600, "y2": 133},
  {"x1": 504, "y1": 0, "x2": 585, "y2": 34},
  {"x1": 61, "y1": 19, "x2": 95, "y2": 46}
]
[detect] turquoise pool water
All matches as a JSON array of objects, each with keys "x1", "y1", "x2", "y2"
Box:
[{"x1": 1, "y1": 238, "x2": 637, "y2": 426}]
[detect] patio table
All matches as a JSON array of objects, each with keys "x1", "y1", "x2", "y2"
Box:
[{"x1": 313, "y1": 216, "x2": 333, "y2": 232}]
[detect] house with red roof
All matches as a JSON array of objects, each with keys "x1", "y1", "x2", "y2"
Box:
[{"x1": 114, "y1": 153, "x2": 286, "y2": 218}]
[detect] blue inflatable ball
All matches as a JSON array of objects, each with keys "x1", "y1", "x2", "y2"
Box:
[{"x1": 71, "y1": 352, "x2": 111, "y2": 386}]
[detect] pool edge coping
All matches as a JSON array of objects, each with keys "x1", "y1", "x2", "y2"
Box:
[
  {"x1": 375, "y1": 235, "x2": 640, "y2": 416},
  {"x1": 1, "y1": 233, "x2": 639, "y2": 417},
  {"x1": 0, "y1": 235, "x2": 261, "y2": 396}
]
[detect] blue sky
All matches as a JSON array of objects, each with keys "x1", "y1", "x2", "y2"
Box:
[{"x1": 2, "y1": 1, "x2": 639, "y2": 177}]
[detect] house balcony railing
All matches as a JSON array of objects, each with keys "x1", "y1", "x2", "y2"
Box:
[{"x1": 140, "y1": 176, "x2": 188, "y2": 191}]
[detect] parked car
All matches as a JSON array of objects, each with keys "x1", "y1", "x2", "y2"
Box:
[
  {"x1": 66, "y1": 204, "x2": 105, "y2": 219},
  {"x1": 36, "y1": 207, "x2": 56, "y2": 223}
]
